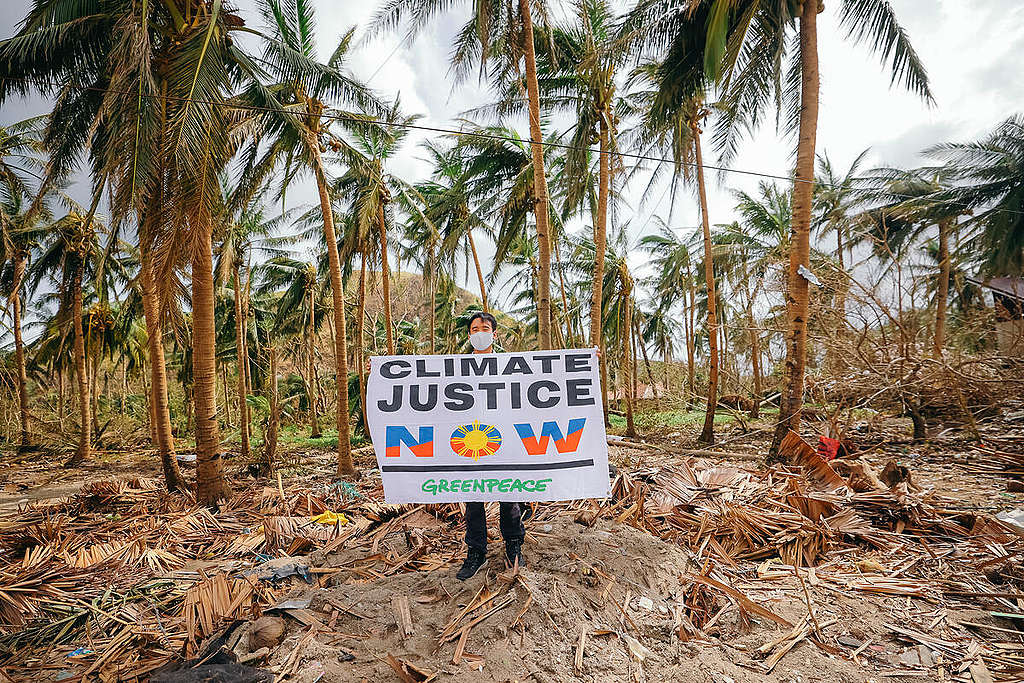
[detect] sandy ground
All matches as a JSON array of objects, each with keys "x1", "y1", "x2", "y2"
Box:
[{"x1": 2, "y1": 413, "x2": 1023, "y2": 682}]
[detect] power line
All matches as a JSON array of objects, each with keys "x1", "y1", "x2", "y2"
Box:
[
  {"x1": 3, "y1": 75, "x2": 1022, "y2": 220},
  {"x1": 365, "y1": 41, "x2": 403, "y2": 84}
]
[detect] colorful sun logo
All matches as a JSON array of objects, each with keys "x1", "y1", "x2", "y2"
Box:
[{"x1": 450, "y1": 421, "x2": 502, "y2": 460}]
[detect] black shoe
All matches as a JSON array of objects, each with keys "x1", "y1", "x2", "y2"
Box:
[
  {"x1": 505, "y1": 538, "x2": 523, "y2": 568},
  {"x1": 456, "y1": 548, "x2": 487, "y2": 580}
]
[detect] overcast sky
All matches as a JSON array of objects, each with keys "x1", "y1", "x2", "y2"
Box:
[{"x1": 2, "y1": 0, "x2": 1023, "y2": 304}]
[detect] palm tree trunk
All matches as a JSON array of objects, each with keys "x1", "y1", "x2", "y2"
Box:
[
  {"x1": 718, "y1": 309, "x2": 727, "y2": 394},
  {"x1": 626, "y1": 323, "x2": 634, "y2": 397},
  {"x1": 10, "y1": 253, "x2": 30, "y2": 448},
  {"x1": 770, "y1": 0, "x2": 819, "y2": 457},
  {"x1": 194, "y1": 217, "x2": 231, "y2": 505},
  {"x1": 634, "y1": 317, "x2": 658, "y2": 398},
  {"x1": 232, "y1": 264, "x2": 251, "y2": 459},
  {"x1": 308, "y1": 282, "x2": 322, "y2": 438},
  {"x1": 694, "y1": 122, "x2": 720, "y2": 445},
  {"x1": 686, "y1": 260, "x2": 697, "y2": 403},
  {"x1": 309, "y1": 134, "x2": 354, "y2": 477},
  {"x1": 221, "y1": 362, "x2": 231, "y2": 427},
  {"x1": 663, "y1": 349, "x2": 671, "y2": 401},
  {"x1": 143, "y1": 358, "x2": 157, "y2": 446},
  {"x1": 742, "y1": 261, "x2": 762, "y2": 418},
  {"x1": 749, "y1": 315, "x2": 762, "y2": 419},
  {"x1": 621, "y1": 280, "x2": 636, "y2": 438},
  {"x1": 553, "y1": 233, "x2": 572, "y2": 346},
  {"x1": 65, "y1": 264, "x2": 92, "y2": 467},
  {"x1": 600, "y1": 342, "x2": 610, "y2": 427},
  {"x1": 58, "y1": 365, "x2": 65, "y2": 423},
  {"x1": 467, "y1": 228, "x2": 488, "y2": 312},
  {"x1": 834, "y1": 219, "x2": 847, "y2": 322},
  {"x1": 933, "y1": 218, "x2": 951, "y2": 358},
  {"x1": 824, "y1": 218, "x2": 846, "y2": 374},
  {"x1": 140, "y1": 244, "x2": 185, "y2": 490},
  {"x1": 241, "y1": 274, "x2": 253, "y2": 396},
  {"x1": 262, "y1": 343, "x2": 279, "y2": 476},
  {"x1": 593, "y1": 117, "x2": 610, "y2": 420},
  {"x1": 428, "y1": 245, "x2": 436, "y2": 353},
  {"x1": 90, "y1": 349, "x2": 100, "y2": 436},
  {"x1": 357, "y1": 247, "x2": 370, "y2": 436},
  {"x1": 378, "y1": 203, "x2": 395, "y2": 355},
  {"x1": 520, "y1": 0, "x2": 552, "y2": 350}
]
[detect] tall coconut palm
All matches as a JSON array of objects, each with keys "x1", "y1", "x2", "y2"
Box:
[
  {"x1": 332, "y1": 100, "x2": 420, "y2": 356},
  {"x1": 0, "y1": 0, "x2": 263, "y2": 495},
  {"x1": 400, "y1": 179, "x2": 444, "y2": 354},
  {"x1": 638, "y1": 219, "x2": 695, "y2": 399},
  {"x1": 0, "y1": 116, "x2": 46, "y2": 448},
  {"x1": 414, "y1": 141, "x2": 494, "y2": 313},
  {"x1": 813, "y1": 150, "x2": 868, "y2": 367},
  {"x1": 854, "y1": 167, "x2": 962, "y2": 357},
  {"x1": 641, "y1": 305, "x2": 682, "y2": 398},
  {"x1": 622, "y1": 0, "x2": 932, "y2": 453},
  {"x1": 926, "y1": 115, "x2": 1024, "y2": 277},
  {"x1": 622, "y1": 55, "x2": 720, "y2": 442},
  {"x1": 598, "y1": 234, "x2": 637, "y2": 436},
  {"x1": 215, "y1": 182, "x2": 290, "y2": 460},
  {"x1": 25, "y1": 211, "x2": 105, "y2": 465},
  {"x1": 478, "y1": 0, "x2": 627, "y2": 353},
  {"x1": 814, "y1": 151, "x2": 868, "y2": 315},
  {"x1": 157, "y1": 4, "x2": 251, "y2": 503},
  {"x1": 370, "y1": 0, "x2": 555, "y2": 348},
  {"x1": 258, "y1": 254, "x2": 327, "y2": 437},
  {"x1": 235, "y1": 0, "x2": 382, "y2": 477}
]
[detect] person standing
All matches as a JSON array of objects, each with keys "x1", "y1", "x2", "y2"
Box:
[{"x1": 456, "y1": 311, "x2": 525, "y2": 580}]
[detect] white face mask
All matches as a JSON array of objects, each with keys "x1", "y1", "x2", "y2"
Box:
[{"x1": 469, "y1": 330, "x2": 494, "y2": 351}]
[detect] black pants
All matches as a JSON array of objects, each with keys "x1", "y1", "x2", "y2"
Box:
[{"x1": 465, "y1": 502, "x2": 524, "y2": 552}]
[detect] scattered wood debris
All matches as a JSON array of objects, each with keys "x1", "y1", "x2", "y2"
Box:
[{"x1": 2, "y1": 407, "x2": 1024, "y2": 681}]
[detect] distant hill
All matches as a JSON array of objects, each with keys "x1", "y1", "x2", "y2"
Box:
[{"x1": 349, "y1": 269, "x2": 485, "y2": 325}]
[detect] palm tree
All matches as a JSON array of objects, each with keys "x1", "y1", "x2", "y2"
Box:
[
  {"x1": 599, "y1": 234, "x2": 637, "y2": 436},
  {"x1": 622, "y1": 54, "x2": 721, "y2": 441},
  {"x1": 814, "y1": 151, "x2": 868, "y2": 315},
  {"x1": 258, "y1": 255, "x2": 326, "y2": 438},
  {"x1": 25, "y1": 211, "x2": 104, "y2": 465},
  {"x1": 215, "y1": 183, "x2": 289, "y2": 460},
  {"x1": 622, "y1": 0, "x2": 932, "y2": 453},
  {"x1": 414, "y1": 140, "x2": 494, "y2": 312},
  {"x1": 0, "y1": 116, "x2": 46, "y2": 448},
  {"x1": 332, "y1": 100, "x2": 420, "y2": 356},
  {"x1": 400, "y1": 178, "x2": 444, "y2": 354},
  {"x1": 480, "y1": 0, "x2": 627, "y2": 355},
  {"x1": 926, "y1": 115, "x2": 1024, "y2": 277},
  {"x1": 641, "y1": 305, "x2": 681, "y2": 398},
  {"x1": 813, "y1": 150, "x2": 868, "y2": 367},
  {"x1": 855, "y1": 167, "x2": 962, "y2": 357},
  {"x1": 0, "y1": 0, "x2": 264, "y2": 496},
  {"x1": 638, "y1": 219, "x2": 694, "y2": 398},
  {"x1": 236, "y1": 1, "x2": 382, "y2": 477},
  {"x1": 370, "y1": 0, "x2": 556, "y2": 348}
]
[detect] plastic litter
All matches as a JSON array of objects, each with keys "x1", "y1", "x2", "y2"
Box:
[{"x1": 309, "y1": 510, "x2": 349, "y2": 526}]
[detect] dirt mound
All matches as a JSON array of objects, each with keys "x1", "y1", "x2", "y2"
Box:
[{"x1": 243, "y1": 517, "x2": 869, "y2": 683}]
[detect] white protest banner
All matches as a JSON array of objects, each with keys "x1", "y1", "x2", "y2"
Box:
[{"x1": 366, "y1": 349, "x2": 609, "y2": 504}]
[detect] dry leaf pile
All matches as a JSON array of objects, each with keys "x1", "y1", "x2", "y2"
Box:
[{"x1": 2, "y1": 426, "x2": 1024, "y2": 681}]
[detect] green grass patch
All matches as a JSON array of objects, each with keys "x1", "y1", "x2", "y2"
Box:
[
  {"x1": 609, "y1": 408, "x2": 735, "y2": 433},
  {"x1": 278, "y1": 425, "x2": 367, "y2": 449}
]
